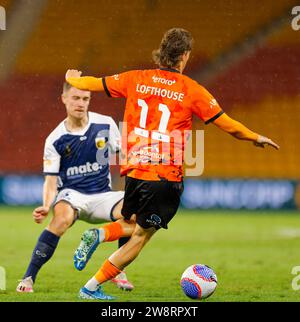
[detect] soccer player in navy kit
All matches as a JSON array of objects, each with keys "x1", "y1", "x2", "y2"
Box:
[{"x1": 16, "y1": 83, "x2": 134, "y2": 294}]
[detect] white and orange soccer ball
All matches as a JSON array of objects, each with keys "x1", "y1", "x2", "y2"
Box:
[{"x1": 180, "y1": 264, "x2": 218, "y2": 299}]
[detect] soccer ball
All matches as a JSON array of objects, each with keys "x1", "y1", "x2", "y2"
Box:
[{"x1": 180, "y1": 264, "x2": 218, "y2": 299}]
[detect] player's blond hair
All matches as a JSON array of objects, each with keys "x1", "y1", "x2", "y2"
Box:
[
  {"x1": 63, "y1": 81, "x2": 73, "y2": 93},
  {"x1": 152, "y1": 28, "x2": 193, "y2": 69}
]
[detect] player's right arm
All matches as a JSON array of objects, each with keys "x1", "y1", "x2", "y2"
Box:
[
  {"x1": 65, "y1": 69, "x2": 104, "y2": 91},
  {"x1": 33, "y1": 137, "x2": 61, "y2": 224},
  {"x1": 65, "y1": 69, "x2": 132, "y2": 97},
  {"x1": 33, "y1": 176, "x2": 57, "y2": 224}
]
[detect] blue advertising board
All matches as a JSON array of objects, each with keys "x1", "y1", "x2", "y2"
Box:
[
  {"x1": 0, "y1": 176, "x2": 298, "y2": 209},
  {"x1": 0, "y1": 175, "x2": 44, "y2": 205},
  {"x1": 181, "y1": 179, "x2": 298, "y2": 210}
]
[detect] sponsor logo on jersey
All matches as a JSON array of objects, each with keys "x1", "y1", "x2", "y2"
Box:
[
  {"x1": 66, "y1": 162, "x2": 102, "y2": 177},
  {"x1": 152, "y1": 76, "x2": 176, "y2": 86},
  {"x1": 64, "y1": 145, "x2": 72, "y2": 157},
  {"x1": 131, "y1": 145, "x2": 165, "y2": 164},
  {"x1": 95, "y1": 137, "x2": 107, "y2": 149},
  {"x1": 209, "y1": 98, "x2": 217, "y2": 109}
]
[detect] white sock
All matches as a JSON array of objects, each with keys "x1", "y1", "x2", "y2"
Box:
[
  {"x1": 98, "y1": 228, "x2": 105, "y2": 243},
  {"x1": 84, "y1": 277, "x2": 100, "y2": 291}
]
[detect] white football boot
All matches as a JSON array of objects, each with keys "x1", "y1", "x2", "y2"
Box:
[{"x1": 16, "y1": 276, "x2": 34, "y2": 293}]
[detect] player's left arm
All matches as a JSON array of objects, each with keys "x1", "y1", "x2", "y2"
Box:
[
  {"x1": 213, "y1": 113, "x2": 280, "y2": 150},
  {"x1": 65, "y1": 69, "x2": 104, "y2": 91}
]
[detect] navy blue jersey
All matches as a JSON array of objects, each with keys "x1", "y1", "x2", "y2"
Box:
[{"x1": 43, "y1": 112, "x2": 120, "y2": 194}]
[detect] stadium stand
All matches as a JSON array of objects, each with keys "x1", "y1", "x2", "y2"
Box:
[
  {"x1": 202, "y1": 96, "x2": 299, "y2": 179},
  {"x1": 15, "y1": 0, "x2": 295, "y2": 74},
  {"x1": 0, "y1": 0, "x2": 299, "y2": 181},
  {"x1": 1, "y1": 0, "x2": 11, "y2": 10}
]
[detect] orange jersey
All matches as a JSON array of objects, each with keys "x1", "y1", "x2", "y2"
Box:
[{"x1": 103, "y1": 68, "x2": 223, "y2": 182}]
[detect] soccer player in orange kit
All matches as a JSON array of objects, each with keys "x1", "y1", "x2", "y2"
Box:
[{"x1": 66, "y1": 28, "x2": 279, "y2": 300}]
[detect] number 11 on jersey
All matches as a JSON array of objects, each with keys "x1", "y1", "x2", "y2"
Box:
[{"x1": 134, "y1": 99, "x2": 171, "y2": 143}]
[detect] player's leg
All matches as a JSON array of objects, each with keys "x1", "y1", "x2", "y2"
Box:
[
  {"x1": 78, "y1": 177, "x2": 183, "y2": 300},
  {"x1": 79, "y1": 222, "x2": 156, "y2": 300},
  {"x1": 111, "y1": 199, "x2": 134, "y2": 253},
  {"x1": 73, "y1": 191, "x2": 135, "y2": 271},
  {"x1": 109, "y1": 222, "x2": 156, "y2": 268},
  {"x1": 47, "y1": 201, "x2": 77, "y2": 236},
  {"x1": 110, "y1": 239, "x2": 134, "y2": 291},
  {"x1": 16, "y1": 201, "x2": 76, "y2": 292},
  {"x1": 108, "y1": 199, "x2": 134, "y2": 290},
  {"x1": 73, "y1": 208, "x2": 135, "y2": 271}
]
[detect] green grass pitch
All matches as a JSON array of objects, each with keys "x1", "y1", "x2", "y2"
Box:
[{"x1": 0, "y1": 206, "x2": 300, "y2": 302}]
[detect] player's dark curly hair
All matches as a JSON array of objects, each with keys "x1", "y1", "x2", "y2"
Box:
[{"x1": 152, "y1": 28, "x2": 193, "y2": 69}]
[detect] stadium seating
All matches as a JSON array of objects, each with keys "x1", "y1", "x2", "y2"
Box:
[
  {"x1": 200, "y1": 95, "x2": 300, "y2": 179},
  {"x1": 15, "y1": 0, "x2": 295, "y2": 74},
  {"x1": 267, "y1": 21, "x2": 300, "y2": 46},
  {"x1": 1, "y1": 0, "x2": 12, "y2": 10},
  {"x1": 1, "y1": 0, "x2": 299, "y2": 180},
  {"x1": 0, "y1": 75, "x2": 122, "y2": 172},
  {"x1": 209, "y1": 44, "x2": 300, "y2": 110}
]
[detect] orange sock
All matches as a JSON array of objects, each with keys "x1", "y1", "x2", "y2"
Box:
[
  {"x1": 95, "y1": 259, "x2": 121, "y2": 284},
  {"x1": 103, "y1": 222, "x2": 124, "y2": 242}
]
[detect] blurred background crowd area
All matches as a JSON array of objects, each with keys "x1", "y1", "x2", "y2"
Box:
[{"x1": 0, "y1": 0, "x2": 299, "y2": 208}]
